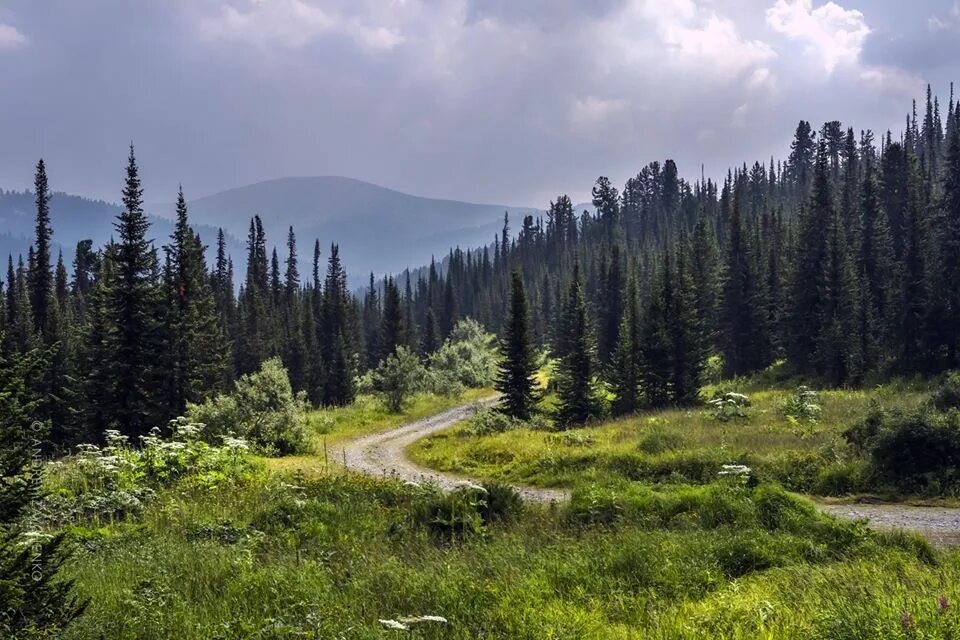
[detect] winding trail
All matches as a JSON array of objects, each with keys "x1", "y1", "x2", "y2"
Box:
[
  {"x1": 335, "y1": 399, "x2": 960, "y2": 546},
  {"x1": 336, "y1": 397, "x2": 568, "y2": 503}
]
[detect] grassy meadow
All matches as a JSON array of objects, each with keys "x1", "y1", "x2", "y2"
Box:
[
  {"x1": 39, "y1": 378, "x2": 960, "y2": 638},
  {"x1": 59, "y1": 467, "x2": 959, "y2": 639},
  {"x1": 409, "y1": 378, "x2": 934, "y2": 497}
]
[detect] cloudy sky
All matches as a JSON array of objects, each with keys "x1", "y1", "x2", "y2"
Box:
[{"x1": 0, "y1": 0, "x2": 956, "y2": 208}]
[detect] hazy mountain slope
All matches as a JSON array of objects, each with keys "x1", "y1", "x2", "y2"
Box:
[
  {"x1": 1, "y1": 177, "x2": 541, "y2": 283},
  {"x1": 163, "y1": 176, "x2": 540, "y2": 279},
  {"x1": 0, "y1": 190, "x2": 242, "y2": 271}
]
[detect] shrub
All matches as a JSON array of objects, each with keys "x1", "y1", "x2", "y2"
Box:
[
  {"x1": 187, "y1": 358, "x2": 311, "y2": 455},
  {"x1": 428, "y1": 318, "x2": 498, "y2": 388},
  {"x1": 38, "y1": 424, "x2": 258, "y2": 526},
  {"x1": 414, "y1": 483, "x2": 488, "y2": 541},
  {"x1": 707, "y1": 391, "x2": 750, "y2": 422},
  {"x1": 478, "y1": 482, "x2": 523, "y2": 524},
  {"x1": 781, "y1": 385, "x2": 823, "y2": 423},
  {"x1": 842, "y1": 401, "x2": 887, "y2": 456},
  {"x1": 466, "y1": 408, "x2": 517, "y2": 436},
  {"x1": 424, "y1": 367, "x2": 466, "y2": 398},
  {"x1": 364, "y1": 346, "x2": 427, "y2": 413}
]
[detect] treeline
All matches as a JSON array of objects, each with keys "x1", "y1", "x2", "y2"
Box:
[
  {"x1": 397, "y1": 85, "x2": 960, "y2": 423},
  {"x1": 0, "y1": 146, "x2": 415, "y2": 450},
  {"x1": 3, "y1": 87, "x2": 960, "y2": 444}
]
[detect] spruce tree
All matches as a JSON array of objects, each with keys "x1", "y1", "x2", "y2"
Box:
[
  {"x1": 788, "y1": 147, "x2": 833, "y2": 372},
  {"x1": 721, "y1": 190, "x2": 766, "y2": 376},
  {"x1": 666, "y1": 241, "x2": 703, "y2": 404},
  {"x1": 103, "y1": 145, "x2": 163, "y2": 436},
  {"x1": 29, "y1": 159, "x2": 53, "y2": 338},
  {"x1": 379, "y1": 276, "x2": 404, "y2": 362},
  {"x1": 321, "y1": 244, "x2": 354, "y2": 406},
  {"x1": 610, "y1": 278, "x2": 641, "y2": 415},
  {"x1": 639, "y1": 267, "x2": 672, "y2": 408},
  {"x1": 555, "y1": 263, "x2": 601, "y2": 427},
  {"x1": 496, "y1": 271, "x2": 538, "y2": 420},
  {"x1": 164, "y1": 187, "x2": 228, "y2": 416}
]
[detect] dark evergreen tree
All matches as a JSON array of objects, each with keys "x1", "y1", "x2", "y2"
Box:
[
  {"x1": 555, "y1": 264, "x2": 602, "y2": 427},
  {"x1": 101, "y1": 146, "x2": 163, "y2": 436},
  {"x1": 496, "y1": 271, "x2": 538, "y2": 420},
  {"x1": 29, "y1": 159, "x2": 54, "y2": 338}
]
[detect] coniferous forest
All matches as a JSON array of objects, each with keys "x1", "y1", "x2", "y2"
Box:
[
  {"x1": 2, "y1": 88, "x2": 959, "y2": 451},
  {"x1": 6, "y1": 85, "x2": 960, "y2": 639}
]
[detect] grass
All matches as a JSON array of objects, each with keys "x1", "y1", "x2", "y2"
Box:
[
  {"x1": 264, "y1": 388, "x2": 493, "y2": 476},
  {"x1": 45, "y1": 375, "x2": 960, "y2": 637},
  {"x1": 408, "y1": 380, "x2": 932, "y2": 496},
  {"x1": 60, "y1": 469, "x2": 960, "y2": 639}
]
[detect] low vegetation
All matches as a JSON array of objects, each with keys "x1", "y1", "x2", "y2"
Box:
[
  {"x1": 410, "y1": 376, "x2": 938, "y2": 497},
  {"x1": 46, "y1": 452, "x2": 957, "y2": 639}
]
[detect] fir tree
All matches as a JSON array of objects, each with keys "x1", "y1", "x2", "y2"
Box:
[
  {"x1": 610, "y1": 278, "x2": 641, "y2": 415},
  {"x1": 496, "y1": 271, "x2": 538, "y2": 420},
  {"x1": 29, "y1": 159, "x2": 54, "y2": 338},
  {"x1": 102, "y1": 146, "x2": 163, "y2": 436},
  {"x1": 320, "y1": 244, "x2": 354, "y2": 406},
  {"x1": 555, "y1": 264, "x2": 602, "y2": 427}
]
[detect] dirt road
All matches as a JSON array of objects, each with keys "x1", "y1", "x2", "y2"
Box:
[{"x1": 336, "y1": 398, "x2": 569, "y2": 503}]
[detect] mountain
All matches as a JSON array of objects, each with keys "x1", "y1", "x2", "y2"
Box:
[
  {"x1": 0, "y1": 189, "x2": 243, "y2": 273},
  {"x1": 1, "y1": 177, "x2": 542, "y2": 285},
  {"x1": 154, "y1": 176, "x2": 541, "y2": 281}
]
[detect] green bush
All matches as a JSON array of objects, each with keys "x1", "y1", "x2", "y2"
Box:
[
  {"x1": 38, "y1": 423, "x2": 258, "y2": 526},
  {"x1": 478, "y1": 482, "x2": 523, "y2": 524},
  {"x1": 414, "y1": 483, "x2": 488, "y2": 541},
  {"x1": 466, "y1": 408, "x2": 518, "y2": 436},
  {"x1": 781, "y1": 385, "x2": 823, "y2": 423},
  {"x1": 428, "y1": 318, "x2": 498, "y2": 388},
  {"x1": 361, "y1": 346, "x2": 427, "y2": 413},
  {"x1": 707, "y1": 391, "x2": 750, "y2": 422},
  {"x1": 186, "y1": 358, "x2": 311, "y2": 455}
]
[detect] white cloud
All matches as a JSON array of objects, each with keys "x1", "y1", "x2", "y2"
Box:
[
  {"x1": 766, "y1": 0, "x2": 870, "y2": 73},
  {"x1": 199, "y1": 0, "x2": 405, "y2": 52},
  {"x1": 661, "y1": 13, "x2": 776, "y2": 77},
  {"x1": 607, "y1": 0, "x2": 776, "y2": 81},
  {"x1": 0, "y1": 23, "x2": 27, "y2": 49}
]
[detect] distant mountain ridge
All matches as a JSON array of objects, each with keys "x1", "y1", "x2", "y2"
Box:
[
  {"x1": 0, "y1": 177, "x2": 542, "y2": 283},
  {"x1": 154, "y1": 176, "x2": 542, "y2": 281}
]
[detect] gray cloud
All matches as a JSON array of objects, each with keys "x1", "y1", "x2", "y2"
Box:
[{"x1": 0, "y1": 0, "x2": 950, "y2": 211}]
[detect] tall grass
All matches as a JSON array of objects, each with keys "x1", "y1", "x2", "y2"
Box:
[
  {"x1": 409, "y1": 383, "x2": 930, "y2": 496},
  {"x1": 59, "y1": 470, "x2": 958, "y2": 639}
]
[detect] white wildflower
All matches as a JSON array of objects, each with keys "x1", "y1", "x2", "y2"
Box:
[
  {"x1": 453, "y1": 480, "x2": 487, "y2": 494},
  {"x1": 718, "y1": 464, "x2": 752, "y2": 477},
  {"x1": 379, "y1": 619, "x2": 409, "y2": 630}
]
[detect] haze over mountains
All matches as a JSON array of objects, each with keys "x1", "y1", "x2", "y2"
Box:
[{"x1": 1, "y1": 176, "x2": 543, "y2": 282}]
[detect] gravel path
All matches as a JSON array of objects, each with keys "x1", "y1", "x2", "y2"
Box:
[
  {"x1": 820, "y1": 503, "x2": 960, "y2": 548},
  {"x1": 336, "y1": 397, "x2": 569, "y2": 504},
  {"x1": 336, "y1": 399, "x2": 960, "y2": 546}
]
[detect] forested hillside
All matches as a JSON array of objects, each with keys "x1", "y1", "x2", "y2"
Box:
[{"x1": 1, "y1": 87, "x2": 958, "y2": 453}]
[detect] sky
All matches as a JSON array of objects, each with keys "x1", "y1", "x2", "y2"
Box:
[{"x1": 0, "y1": 0, "x2": 957, "y2": 208}]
